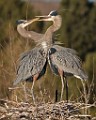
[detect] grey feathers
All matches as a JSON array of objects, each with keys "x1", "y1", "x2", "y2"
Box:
[
  {"x1": 48, "y1": 45, "x2": 88, "y2": 80},
  {"x1": 14, "y1": 47, "x2": 47, "y2": 85},
  {"x1": 14, "y1": 44, "x2": 88, "y2": 85}
]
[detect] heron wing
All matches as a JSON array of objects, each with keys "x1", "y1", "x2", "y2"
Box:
[
  {"x1": 14, "y1": 46, "x2": 47, "y2": 85},
  {"x1": 48, "y1": 45, "x2": 88, "y2": 80}
]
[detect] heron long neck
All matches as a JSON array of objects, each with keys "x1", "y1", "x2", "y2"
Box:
[
  {"x1": 17, "y1": 24, "x2": 43, "y2": 43},
  {"x1": 52, "y1": 16, "x2": 62, "y2": 32},
  {"x1": 44, "y1": 15, "x2": 62, "y2": 43},
  {"x1": 48, "y1": 16, "x2": 62, "y2": 32}
]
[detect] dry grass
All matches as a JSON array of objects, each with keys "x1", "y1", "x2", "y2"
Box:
[{"x1": 0, "y1": 26, "x2": 35, "y2": 99}]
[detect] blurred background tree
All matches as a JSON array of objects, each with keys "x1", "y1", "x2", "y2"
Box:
[
  {"x1": 84, "y1": 52, "x2": 96, "y2": 103},
  {"x1": 0, "y1": 0, "x2": 36, "y2": 47},
  {"x1": 0, "y1": 0, "x2": 43, "y2": 99},
  {"x1": 60, "y1": 0, "x2": 96, "y2": 60}
]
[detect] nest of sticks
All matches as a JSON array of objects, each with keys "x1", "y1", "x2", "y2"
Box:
[{"x1": 0, "y1": 99, "x2": 96, "y2": 120}]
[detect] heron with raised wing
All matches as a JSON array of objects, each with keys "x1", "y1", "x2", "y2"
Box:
[{"x1": 14, "y1": 10, "x2": 88, "y2": 102}]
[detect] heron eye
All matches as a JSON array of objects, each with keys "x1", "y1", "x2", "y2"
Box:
[{"x1": 49, "y1": 10, "x2": 58, "y2": 16}]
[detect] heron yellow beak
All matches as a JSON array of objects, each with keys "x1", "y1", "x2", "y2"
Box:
[
  {"x1": 29, "y1": 18, "x2": 40, "y2": 22},
  {"x1": 21, "y1": 16, "x2": 52, "y2": 28},
  {"x1": 22, "y1": 18, "x2": 40, "y2": 27},
  {"x1": 35, "y1": 15, "x2": 52, "y2": 21},
  {"x1": 26, "y1": 18, "x2": 40, "y2": 24}
]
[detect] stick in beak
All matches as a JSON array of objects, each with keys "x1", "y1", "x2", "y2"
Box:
[
  {"x1": 26, "y1": 18, "x2": 40, "y2": 25},
  {"x1": 22, "y1": 18, "x2": 40, "y2": 27},
  {"x1": 35, "y1": 15, "x2": 52, "y2": 21}
]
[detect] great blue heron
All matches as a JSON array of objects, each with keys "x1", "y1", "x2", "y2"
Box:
[
  {"x1": 14, "y1": 18, "x2": 48, "y2": 103},
  {"x1": 36, "y1": 11, "x2": 88, "y2": 101},
  {"x1": 14, "y1": 10, "x2": 88, "y2": 102}
]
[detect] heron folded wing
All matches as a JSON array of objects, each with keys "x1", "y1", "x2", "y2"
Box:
[
  {"x1": 14, "y1": 46, "x2": 47, "y2": 85},
  {"x1": 48, "y1": 45, "x2": 88, "y2": 80}
]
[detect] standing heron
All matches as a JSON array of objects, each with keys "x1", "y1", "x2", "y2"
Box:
[
  {"x1": 14, "y1": 10, "x2": 88, "y2": 102},
  {"x1": 14, "y1": 18, "x2": 48, "y2": 103},
  {"x1": 35, "y1": 10, "x2": 88, "y2": 101}
]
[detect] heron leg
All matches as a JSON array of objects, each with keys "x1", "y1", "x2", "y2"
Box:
[
  {"x1": 65, "y1": 78, "x2": 68, "y2": 103},
  {"x1": 58, "y1": 69, "x2": 64, "y2": 101},
  {"x1": 31, "y1": 74, "x2": 39, "y2": 105},
  {"x1": 31, "y1": 79, "x2": 35, "y2": 104},
  {"x1": 60, "y1": 75, "x2": 64, "y2": 101}
]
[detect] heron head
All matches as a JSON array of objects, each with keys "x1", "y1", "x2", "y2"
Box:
[
  {"x1": 48, "y1": 10, "x2": 58, "y2": 16},
  {"x1": 35, "y1": 10, "x2": 59, "y2": 22},
  {"x1": 16, "y1": 18, "x2": 40, "y2": 28},
  {"x1": 16, "y1": 20, "x2": 27, "y2": 25}
]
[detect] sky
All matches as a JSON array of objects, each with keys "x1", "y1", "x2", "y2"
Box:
[
  {"x1": 22, "y1": 0, "x2": 96, "y2": 3},
  {"x1": 88, "y1": 0, "x2": 96, "y2": 2},
  {"x1": 22, "y1": 0, "x2": 96, "y2": 4},
  {"x1": 33, "y1": 0, "x2": 60, "y2": 1}
]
